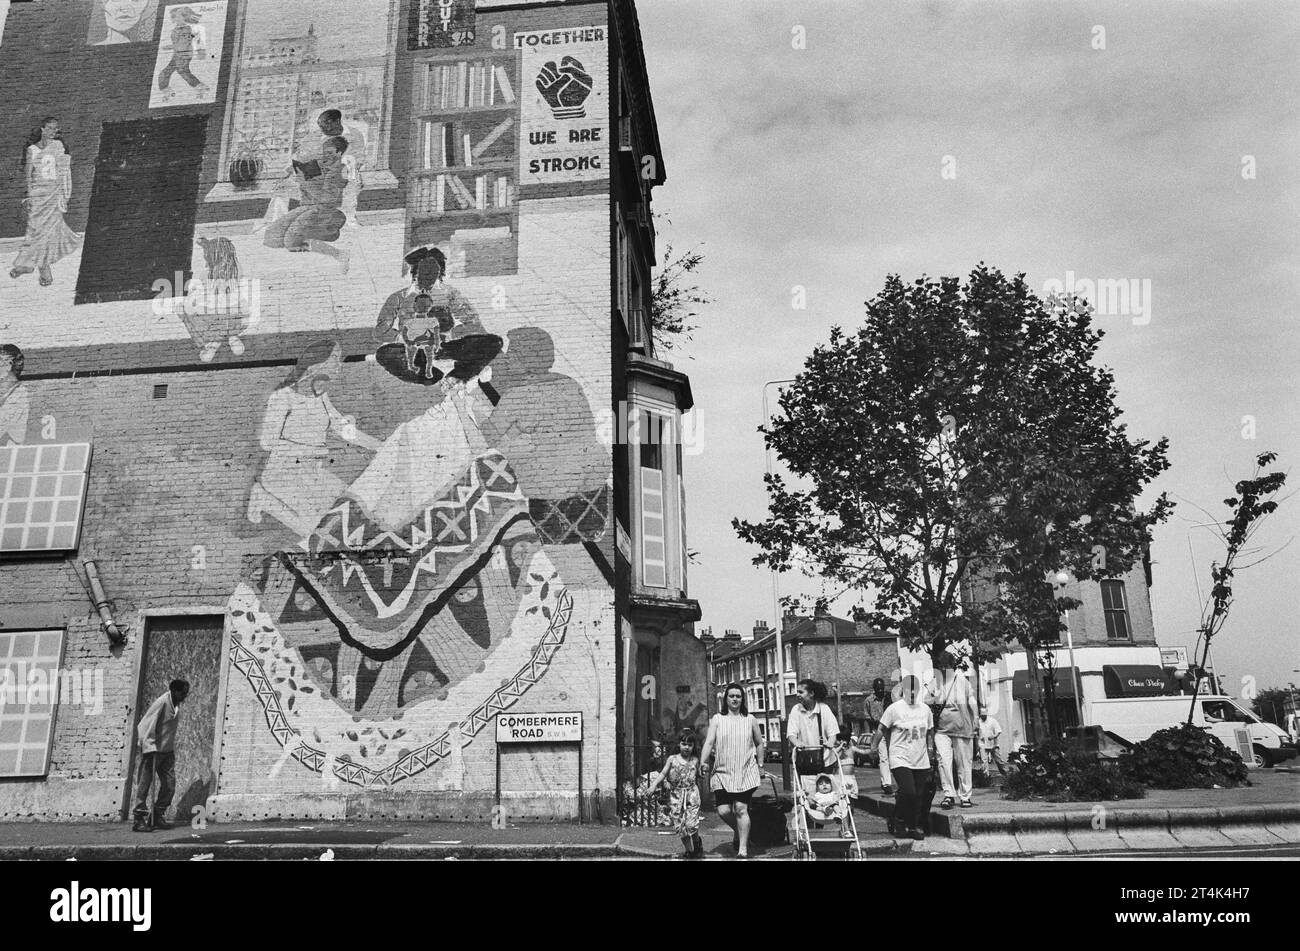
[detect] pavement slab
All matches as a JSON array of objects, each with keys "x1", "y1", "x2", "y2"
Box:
[
  {"x1": 913, "y1": 835, "x2": 970, "y2": 856},
  {"x1": 1217, "y1": 825, "x2": 1283, "y2": 846},
  {"x1": 1117, "y1": 829, "x2": 1185, "y2": 850},
  {"x1": 1168, "y1": 826, "x2": 1235, "y2": 848},
  {"x1": 1015, "y1": 831, "x2": 1074, "y2": 854},
  {"x1": 965, "y1": 832, "x2": 1022, "y2": 855},
  {"x1": 1263, "y1": 822, "x2": 1300, "y2": 844},
  {"x1": 1066, "y1": 830, "x2": 1126, "y2": 852}
]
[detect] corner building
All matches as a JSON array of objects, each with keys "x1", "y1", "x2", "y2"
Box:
[{"x1": 0, "y1": 0, "x2": 699, "y2": 822}]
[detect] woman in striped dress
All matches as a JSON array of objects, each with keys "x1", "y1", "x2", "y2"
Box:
[{"x1": 700, "y1": 683, "x2": 764, "y2": 858}]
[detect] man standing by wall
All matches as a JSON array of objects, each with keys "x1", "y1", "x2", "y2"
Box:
[
  {"x1": 933, "y1": 670, "x2": 978, "y2": 809},
  {"x1": 132, "y1": 679, "x2": 190, "y2": 832},
  {"x1": 978, "y1": 711, "x2": 1006, "y2": 777},
  {"x1": 866, "y1": 678, "x2": 893, "y2": 796}
]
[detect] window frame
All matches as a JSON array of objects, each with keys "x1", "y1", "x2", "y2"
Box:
[
  {"x1": 0, "y1": 442, "x2": 94, "y2": 556},
  {"x1": 1100, "y1": 579, "x2": 1132, "y2": 641},
  {"x1": 616, "y1": 215, "x2": 630, "y2": 329},
  {"x1": 0, "y1": 628, "x2": 67, "y2": 779},
  {"x1": 630, "y1": 398, "x2": 682, "y2": 592}
]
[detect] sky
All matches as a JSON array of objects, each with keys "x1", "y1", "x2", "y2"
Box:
[{"x1": 637, "y1": 0, "x2": 1300, "y2": 692}]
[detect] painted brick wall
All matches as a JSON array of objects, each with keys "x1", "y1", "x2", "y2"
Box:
[{"x1": 0, "y1": 0, "x2": 618, "y2": 821}]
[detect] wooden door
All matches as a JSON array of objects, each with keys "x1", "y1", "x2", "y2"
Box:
[{"x1": 125, "y1": 615, "x2": 224, "y2": 822}]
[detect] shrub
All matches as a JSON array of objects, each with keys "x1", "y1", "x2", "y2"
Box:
[
  {"x1": 1068, "y1": 762, "x2": 1146, "y2": 801},
  {"x1": 1003, "y1": 740, "x2": 1145, "y2": 802},
  {"x1": 1122, "y1": 724, "x2": 1249, "y2": 789}
]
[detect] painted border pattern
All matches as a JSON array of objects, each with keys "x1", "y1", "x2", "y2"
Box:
[{"x1": 228, "y1": 586, "x2": 574, "y2": 788}]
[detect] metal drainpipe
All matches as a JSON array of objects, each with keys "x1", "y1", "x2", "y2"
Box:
[{"x1": 83, "y1": 560, "x2": 126, "y2": 646}]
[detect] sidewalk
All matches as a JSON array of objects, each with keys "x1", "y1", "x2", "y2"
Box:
[
  {"x1": 0, "y1": 801, "x2": 912, "y2": 860},
  {"x1": 617, "y1": 804, "x2": 911, "y2": 859},
  {"x1": 0, "y1": 819, "x2": 623, "y2": 861},
  {"x1": 856, "y1": 768, "x2": 1300, "y2": 855}
]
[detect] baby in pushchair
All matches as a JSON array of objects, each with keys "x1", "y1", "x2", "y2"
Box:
[{"x1": 805, "y1": 773, "x2": 854, "y2": 838}]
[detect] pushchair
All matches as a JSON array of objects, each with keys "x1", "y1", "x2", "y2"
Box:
[{"x1": 790, "y1": 745, "x2": 863, "y2": 860}]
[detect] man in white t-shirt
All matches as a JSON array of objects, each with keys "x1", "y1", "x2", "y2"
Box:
[{"x1": 872, "y1": 675, "x2": 934, "y2": 840}]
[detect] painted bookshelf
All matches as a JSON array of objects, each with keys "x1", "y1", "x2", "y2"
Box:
[{"x1": 408, "y1": 50, "x2": 520, "y2": 274}]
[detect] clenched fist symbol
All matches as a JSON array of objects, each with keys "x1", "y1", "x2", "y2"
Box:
[{"x1": 536, "y1": 56, "x2": 592, "y2": 119}]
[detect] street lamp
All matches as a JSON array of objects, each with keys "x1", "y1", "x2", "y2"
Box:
[
  {"x1": 1052, "y1": 569, "x2": 1085, "y2": 728},
  {"x1": 763, "y1": 378, "x2": 796, "y2": 786}
]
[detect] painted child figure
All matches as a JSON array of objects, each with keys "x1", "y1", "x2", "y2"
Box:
[
  {"x1": 400, "y1": 293, "x2": 447, "y2": 378},
  {"x1": 645, "y1": 730, "x2": 704, "y2": 858},
  {"x1": 808, "y1": 773, "x2": 853, "y2": 838}
]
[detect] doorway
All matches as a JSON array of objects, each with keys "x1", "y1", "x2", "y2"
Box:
[{"x1": 124, "y1": 615, "x2": 225, "y2": 823}]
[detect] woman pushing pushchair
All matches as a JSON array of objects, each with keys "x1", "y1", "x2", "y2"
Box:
[{"x1": 787, "y1": 679, "x2": 862, "y2": 858}]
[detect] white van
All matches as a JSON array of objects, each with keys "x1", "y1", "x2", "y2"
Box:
[{"x1": 1082, "y1": 695, "x2": 1298, "y2": 768}]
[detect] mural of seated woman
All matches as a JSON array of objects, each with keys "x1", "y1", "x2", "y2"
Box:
[
  {"x1": 263, "y1": 136, "x2": 349, "y2": 258},
  {"x1": 375, "y1": 246, "x2": 499, "y2": 385}
]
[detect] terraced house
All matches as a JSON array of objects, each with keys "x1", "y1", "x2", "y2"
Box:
[{"x1": 0, "y1": 0, "x2": 701, "y2": 823}]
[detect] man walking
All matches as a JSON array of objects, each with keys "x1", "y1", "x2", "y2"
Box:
[
  {"x1": 866, "y1": 678, "x2": 893, "y2": 795},
  {"x1": 132, "y1": 678, "x2": 189, "y2": 832},
  {"x1": 933, "y1": 669, "x2": 978, "y2": 809},
  {"x1": 978, "y1": 711, "x2": 1007, "y2": 777}
]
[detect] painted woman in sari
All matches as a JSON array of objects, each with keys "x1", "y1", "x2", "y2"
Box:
[
  {"x1": 9, "y1": 118, "x2": 81, "y2": 287},
  {"x1": 247, "y1": 341, "x2": 381, "y2": 539}
]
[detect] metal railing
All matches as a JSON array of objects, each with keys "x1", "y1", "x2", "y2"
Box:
[{"x1": 619, "y1": 744, "x2": 699, "y2": 828}]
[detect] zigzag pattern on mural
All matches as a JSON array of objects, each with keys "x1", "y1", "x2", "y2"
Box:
[{"x1": 229, "y1": 587, "x2": 575, "y2": 789}]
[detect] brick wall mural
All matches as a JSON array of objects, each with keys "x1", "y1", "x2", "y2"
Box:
[{"x1": 0, "y1": 0, "x2": 616, "y2": 820}]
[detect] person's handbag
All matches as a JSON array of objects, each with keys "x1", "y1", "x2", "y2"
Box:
[
  {"x1": 928, "y1": 673, "x2": 958, "y2": 733},
  {"x1": 794, "y1": 707, "x2": 828, "y2": 776},
  {"x1": 748, "y1": 775, "x2": 792, "y2": 848}
]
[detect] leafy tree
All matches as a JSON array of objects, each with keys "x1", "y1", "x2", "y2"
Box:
[
  {"x1": 649, "y1": 240, "x2": 711, "y2": 352},
  {"x1": 1186, "y1": 452, "x2": 1287, "y2": 724},
  {"x1": 1252, "y1": 686, "x2": 1295, "y2": 727},
  {"x1": 733, "y1": 266, "x2": 1172, "y2": 680}
]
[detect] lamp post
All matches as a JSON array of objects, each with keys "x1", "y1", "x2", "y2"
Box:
[
  {"x1": 831, "y1": 621, "x2": 843, "y2": 724},
  {"x1": 763, "y1": 378, "x2": 796, "y2": 788},
  {"x1": 1052, "y1": 570, "x2": 1085, "y2": 729}
]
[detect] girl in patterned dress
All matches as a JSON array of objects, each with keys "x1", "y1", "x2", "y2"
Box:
[{"x1": 645, "y1": 730, "x2": 704, "y2": 858}]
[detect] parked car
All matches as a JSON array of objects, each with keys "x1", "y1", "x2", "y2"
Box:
[
  {"x1": 764, "y1": 740, "x2": 784, "y2": 765},
  {"x1": 851, "y1": 732, "x2": 878, "y2": 768}
]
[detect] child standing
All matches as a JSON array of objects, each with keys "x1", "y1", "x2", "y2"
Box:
[{"x1": 645, "y1": 730, "x2": 704, "y2": 858}]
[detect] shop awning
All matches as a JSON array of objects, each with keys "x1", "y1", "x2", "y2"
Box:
[
  {"x1": 1011, "y1": 667, "x2": 1080, "y2": 701},
  {"x1": 1103, "y1": 665, "x2": 1170, "y2": 698}
]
